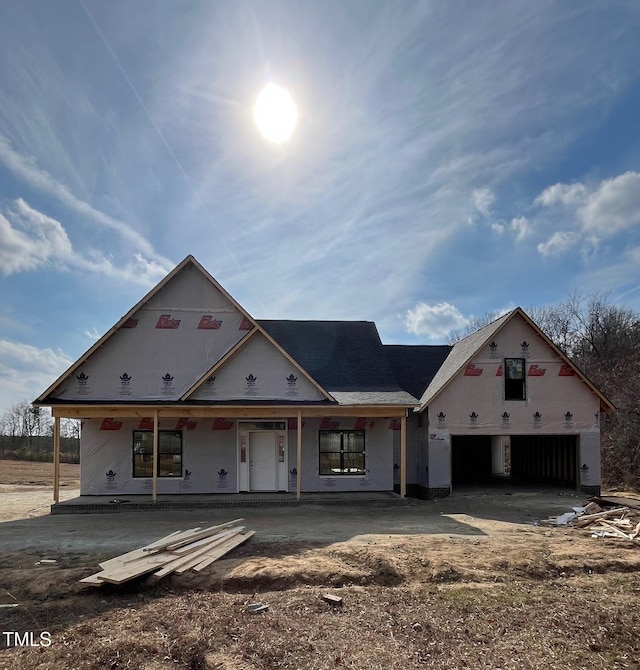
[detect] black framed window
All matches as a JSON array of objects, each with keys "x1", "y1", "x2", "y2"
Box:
[
  {"x1": 319, "y1": 430, "x2": 365, "y2": 475},
  {"x1": 132, "y1": 430, "x2": 183, "y2": 477},
  {"x1": 504, "y1": 358, "x2": 526, "y2": 400}
]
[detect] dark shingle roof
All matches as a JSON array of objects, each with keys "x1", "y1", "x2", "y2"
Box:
[
  {"x1": 258, "y1": 320, "x2": 409, "y2": 394},
  {"x1": 384, "y1": 345, "x2": 453, "y2": 400}
]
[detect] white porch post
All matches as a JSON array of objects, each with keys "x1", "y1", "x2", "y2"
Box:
[
  {"x1": 53, "y1": 416, "x2": 60, "y2": 503},
  {"x1": 400, "y1": 412, "x2": 407, "y2": 498},
  {"x1": 296, "y1": 410, "x2": 302, "y2": 501},
  {"x1": 152, "y1": 410, "x2": 159, "y2": 502}
]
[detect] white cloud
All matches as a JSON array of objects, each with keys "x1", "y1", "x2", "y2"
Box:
[
  {"x1": 0, "y1": 199, "x2": 73, "y2": 274},
  {"x1": 0, "y1": 134, "x2": 173, "y2": 271},
  {"x1": 0, "y1": 340, "x2": 73, "y2": 414},
  {"x1": 578, "y1": 171, "x2": 640, "y2": 235},
  {"x1": 534, "y1": 182, "x2": 587, "y2": 207},
  {"x1": 511, "y1": 216, "x2": 531, "y2": 241},
  {"x1": 85, "y1": 327, "x2": 101, "y2": 341},
  {"x1": 403, "y1": 302, "x2": 469, "y2": 339},
  {"x1": 534, "y1": 171, "x2": 640, "y2": 236},
  {"x1": 471, "y1": 188, "x2": 495, "y2": 217},
  {"x1": 0, "y1": 199, "x2": 169, "y2": 285},
  {"x1": 537, "y1": 231, "x2": 581, "y2": 256},
  {"x1": 491, "y1": 222, "x2": 505, "y2": 235},
  {"x1": 533, "y1": 171, "x2": 640, "y2": 257}
]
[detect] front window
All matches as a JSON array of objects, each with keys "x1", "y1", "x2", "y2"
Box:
[
  {"x1": 319, "y1": 430, "x2": 365, "y2": 475},
  {"x1": 504, "y1": 358, "x2": 526, "y2": 400},
  {"x1": 133, "y1": 430, "x2": 183, "y2": 477}
]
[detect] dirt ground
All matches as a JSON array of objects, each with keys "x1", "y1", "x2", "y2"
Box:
[
  {"x1": 1, "y1": 462, "x2": 639, "y2": 669},
  {"x1": 0, "y1": 460, "x2": 80, "y2": 522}
]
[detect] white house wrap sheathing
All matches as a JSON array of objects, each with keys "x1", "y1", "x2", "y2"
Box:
[
  {"x1": 190, "y1": 332, "x2": 327, "y2": 402},
  {"x1": 423, "y1": 314, "x2": 603, "y2": 491},
  {"x1": 80, "y1": 418, "x2": 238, "y2": 495},
  {"x1": 80, "y1": 415, "x2": 396, "y2": 494},
  {"x1": 49, "y1": 264, "x2": 251, "y2": 401}
]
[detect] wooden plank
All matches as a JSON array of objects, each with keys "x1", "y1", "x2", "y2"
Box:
[
  {"x1": 584, "y1": 502, "x2": 603, "y2": 515},
  {"x1": 53, "y1": 405, "x2": 417, "y2": 420},
  {"x1": 164, "y1": 519, "x2": 244, "y2": 550},
  {"x1": 53, "y1": 416, "x2": 60, "y2": 504},
  {"x1": 98, "y1": 556, "x2": 176, "y2": 584},
  {"x1": 599, "y1": 521, "x2": 633, "y2": 540},
  {"x1": 82, "y1": 520, "x2": 253, "y2": 585},
  {"x1": 400, "y1": 413, "x2": 407, "y2": 498},
  {"x1": 191, "y1": 531, "x2": 255, "y2": 573},
  {"x1": 590, "y1": 496, "x2": 640, "y2": 512},
  {"x1": 102, "y1": 531, "x2": 242, "y2": 580},
  {"x1": 173, "y1": 533, "x2": 247, "y2": 574},
  {"x1": 575, "y1": 507, "x2": 629, "y2": 528},
  {"x1": 99, "y1": 530, "x2": 185, "y2": 569},
  {"x1": 79, "y1": 573, "x2": 107, "y2": 585},
  {"x1": 323, "y1": 594, "x2": 343, "y2": 606},
  {"x1": 171, "y1": 527, "x2": 240, "y2": 555},
  {"x1": 152, "y1": 410, "x2": 159, "y2": 502},
  {"x1": 296, "y1": 409, "x2": 302, "y2": 501},
  {"x1": 154, "y1": 528, "x2": 245, "y2": 578}
]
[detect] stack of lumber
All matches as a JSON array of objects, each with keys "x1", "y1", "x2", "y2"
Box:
[
  {"x1": 80, "y1": 518, "x2": 254, "y2": 585},
  {"x1": 542, "y1": 499, "x2": 640, "y2": 542}
]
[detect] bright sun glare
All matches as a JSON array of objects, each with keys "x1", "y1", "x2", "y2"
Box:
[{"x1": 253, "y1": 83, "x2": 298, "y2": 144}]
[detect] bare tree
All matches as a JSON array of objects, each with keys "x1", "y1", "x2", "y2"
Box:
[
  {"x1": 446, "y1": 310, "x2": 509, "y2": 344},
  {"x1": 531, "y1": 292, "x2": 640, "y2": 489},
  {"x1": 0, "y1": 400, "x2": 53, "y2": 460}
]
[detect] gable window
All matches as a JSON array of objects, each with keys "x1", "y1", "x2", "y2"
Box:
[
  {"x1": 133, "y1": 430, "x2": 183, "y2": 477},
  {"x1": 504, "y1": 358, "x2": 526, "y2": 400},
  {"x1": 319, "y1": 430, "x2": 365, "y2": 475}
]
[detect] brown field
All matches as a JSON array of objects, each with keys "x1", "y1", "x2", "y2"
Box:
[
  {"x1": 1, "y1": 464, "x2": 639, "y2": 669},
  {"x1": 0, "y1": 459, "x2": 80, "y2": 487},
  {"x1": 0, "y1": 459, "x2": 80, "y2": 522}
]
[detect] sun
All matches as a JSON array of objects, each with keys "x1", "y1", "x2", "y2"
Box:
[{"x1": 253, "y1": 83, "x2": 298, "y2": 144}]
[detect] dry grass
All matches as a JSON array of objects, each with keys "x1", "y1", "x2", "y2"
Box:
[
  {"x1": 0, "y1": 459, "x2": 79, "y2": 487},
  {"x1": 2, "y1": 531, "x2": 640, "y2": 669}
]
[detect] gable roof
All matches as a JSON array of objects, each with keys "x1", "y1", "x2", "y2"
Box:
[
  {"x1": 36, "y1": 256, "x2": 336, "y2": 405},
  {"x1": 35, "y1": 257, "x2": 418, "y2": 408},
  {"x1": 180, "y1": 326, "x2": 335, "y2": 402},
  {"x1": 258, "y1": 320, "x2": 419, "y2": 405},
  {"x1": 384, "y1": 345, "x2": 453, "y2": 400},
  {"x1": 417, "y1": 307, "x2": 615, "y2": 413}
]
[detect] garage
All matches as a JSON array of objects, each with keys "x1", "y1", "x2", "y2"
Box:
[
  {"x1": 451, "y1": 435, "x2": 493, "y2": 484},
  {"x1": 451, "y1": 434, "x2": 578, "y2": 489},
  {"x1": 510, "y1": 434, "x2": 577, "y2": 488}
]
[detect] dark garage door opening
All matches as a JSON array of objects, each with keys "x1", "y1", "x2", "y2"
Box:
[
  {"x1": 451, "y1": 435, "x2": 493, "y2": 485},
  {"x1": 511, "y1": 435, "x2": 577, "y2": 488},
  {"x1": 451, "y1": 434, "x2": 578, "y2": 488}
]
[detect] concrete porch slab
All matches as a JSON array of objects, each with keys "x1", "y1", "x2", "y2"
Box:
[{"x1": 50, "y1": 491, "x2": 409, "y2": 514}]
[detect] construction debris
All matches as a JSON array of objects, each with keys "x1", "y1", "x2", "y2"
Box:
[
  {"x1": 322, "y1": 593, "x2": 343, "y2": 606},
  {"x1": 35, "y1": 558, "x2": 58, "y2": 566},
  {"x1": 80, "y1": 518, "x2": 254, "y2": 585},
  {"x1": 246, "y1": 602, "x2": 269, "y2": 614},
  {"x1": 540, "y1": 497, "x2": 640, "y2": 542}
]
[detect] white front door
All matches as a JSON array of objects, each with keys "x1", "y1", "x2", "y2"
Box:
[{"x1": 249, "y1": 431, "x2": 277, "y2": 491}]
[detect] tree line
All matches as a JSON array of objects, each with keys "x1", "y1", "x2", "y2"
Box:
[
  {"x1": 449, "y1": 292, "x2": 640, "y2": 491},
  {"x1": 0, "y1": 400, "x2": 80, "y2": 463}
]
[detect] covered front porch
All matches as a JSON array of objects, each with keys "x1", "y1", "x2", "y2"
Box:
[
  {"x1": 50, "y1": 490, "x2": 408, "y2": 514},
  {"x1": 49, "y1": 404, "x2": 412, "y2": 504}
]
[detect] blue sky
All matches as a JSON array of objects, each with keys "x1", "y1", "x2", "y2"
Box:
[{"x1": 1, "y1": 0, "x2": 640, "y2": 416}]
